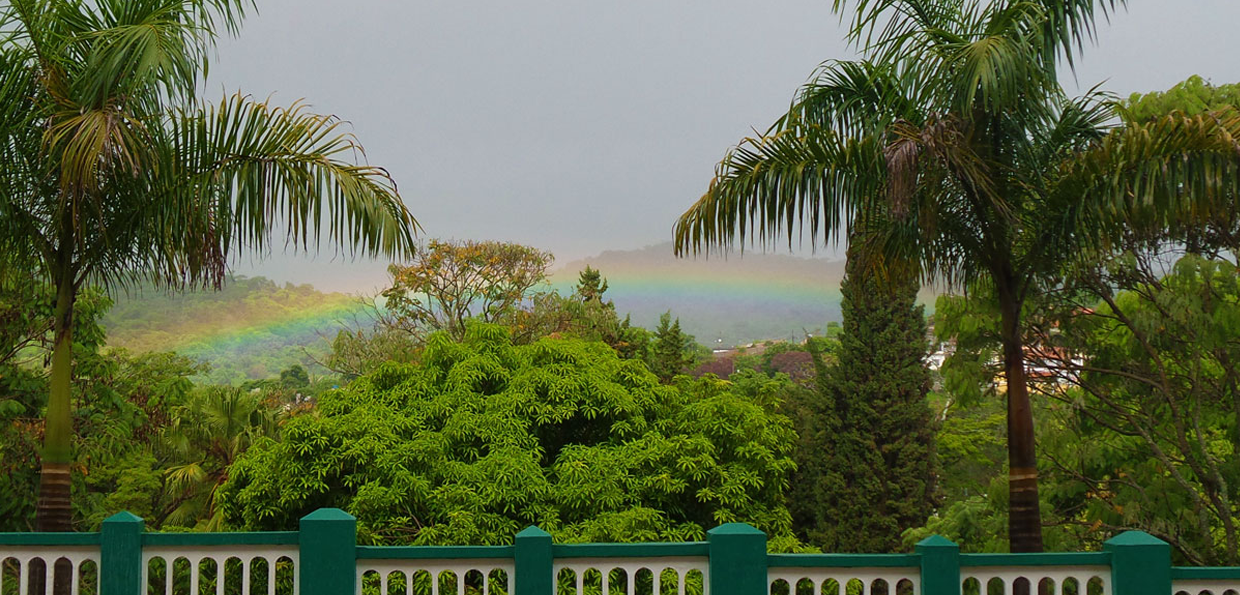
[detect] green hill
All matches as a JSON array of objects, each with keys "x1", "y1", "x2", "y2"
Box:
[{"x1": 102, "y1": 277, "x2": 364, "y2": 385}]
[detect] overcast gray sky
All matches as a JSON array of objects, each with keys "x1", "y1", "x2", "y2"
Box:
[{"x1": 215, "y1": 0, "x2": 1240, "y2": 293}]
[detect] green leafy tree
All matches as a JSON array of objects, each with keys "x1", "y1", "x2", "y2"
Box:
[
  {"x1": 648, "y1": 312, "x2": 696, "y2": 382},
  {"x1": 562, "y1": 269, "x2": 654, "y2": 361},
  {"x1": 217, "y1": 324, "x2": 799, "y2": 547},
  {"x1": 1124, "y1": 76, "x2": 1240, "y2": 121},
  {"x1": 576, "y1": 266, "x2": 610, "y2": 303},
  {"x1": 787, "y1": 244, "x2": 937, "y2": 552},
  {"x1": 1123, "y1": 78, "x2": 1240, "y2": 257},
  {"x1": 278, "y1": 365, "x2": 310, "y2": 390},
  {"x1": 1029, "y1": 247, "x2": 1240, "y2": 564},
  {"x1": 0, "y1": 0, "x2": 418, "y2": 531},
  {"x1": 1, "y1": 342, "x2": 204, "y2": 532},
  {"x1": 382, "y1": 240, "x2": 553, "y2": 341},
  {"x1": 672, "y1": 0, "x2": 1240, "y2": 551}
]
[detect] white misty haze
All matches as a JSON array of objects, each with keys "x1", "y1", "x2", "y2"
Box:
[{"x1": 212, "y1": 0, "x2": 1240, "y2": 293}]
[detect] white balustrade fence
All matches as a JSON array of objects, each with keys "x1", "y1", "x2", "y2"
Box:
[
  {"x1": 554, "y1": 557, "x2": 708, "y2": 595},
  {"x1": 961, "y1": 566, "x2": 1109, "y2": 595},
  {"x1": 3, "y1": 511, "x2": 1240, "y2": 595},
  {"x1": 769, "y1": 567, "x2": 918, "y2": 595},
  {"x1": 0, "y1": 546, "x2": 99, "y2": 595},
  {"x1": 142, "y1": 544, "x2": 298, "y2": 595},
  {"x1": 1173, "y1": 580, "x2": 1240, "y2": 595},
  {"x1": 355, "y1": 559, "x2": 513, "y2": 595}
]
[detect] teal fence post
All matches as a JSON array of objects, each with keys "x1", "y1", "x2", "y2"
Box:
[
  {"x1": 514, "y1": 526, "x2": 553, "y2": 595},
  {"x1": 100, "y1": 511, "x2": 144, "y2": 595},
  {"x1": 300, "y1": 508, "x2": 357, "y2": 595},
  {"x1": 707, "y1": 523, "x2": 767, "y2": 595},
  {"x1": 1104, "y1": 531, "x2": 1170, "y2": 595},
  {"x1": 915, "y1": 535, "x2": 960, "y2": 595}
]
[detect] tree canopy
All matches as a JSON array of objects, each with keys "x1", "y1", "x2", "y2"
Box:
[{"x1": 218, "y1": 324, "x2": 800, "y2": 548}]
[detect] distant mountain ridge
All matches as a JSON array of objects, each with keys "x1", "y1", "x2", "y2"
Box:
[{"x1": 550, "y1": 242, "x2": 853, "y2": 347}]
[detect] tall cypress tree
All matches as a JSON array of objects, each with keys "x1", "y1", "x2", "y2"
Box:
[{"x1": 788, "y1": 243, "x2": 938, "y2": 552}]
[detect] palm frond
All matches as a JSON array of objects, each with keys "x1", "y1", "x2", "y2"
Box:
[
  {"x1": 673, "y1": 127, "x2": 885, "y2": 256},
  {"x1": 834, "y1": 0, "x2": 964, "y2": 57},
  {"x1": 1031, "y1": 0, "x2": 1125, "y2": 71},
  {"x1": 106, "y1": 94, "x2": 420, "y2": 289},
  {"x1": 778, "y1": 59, "x2": 927, "y2": 136},
  {"x1": 943, "y1": 3, "x2": 1051, "y2": 114},
  {"x1": 165, "y1": 461, "x2": 208, "y2": 494},
  {"x1": 1052, "y1": 106, "x2": 1240, "y2": 245}
]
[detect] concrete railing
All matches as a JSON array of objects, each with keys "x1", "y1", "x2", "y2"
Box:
[{"x1": 2, "y1": 509, "x2": 1238, "y2": 595}]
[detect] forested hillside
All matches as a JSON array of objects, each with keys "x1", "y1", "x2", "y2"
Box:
[{"x1": 102, "y1": 277, "x2": 363, "y2": 385}]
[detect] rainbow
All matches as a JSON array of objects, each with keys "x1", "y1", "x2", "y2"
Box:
[
  {"x1": 103, "y1": 280, "x2": 373, "y2": 384},
  {"x1": 548, "y1": 250, "x2": 851, "y2": 346}
]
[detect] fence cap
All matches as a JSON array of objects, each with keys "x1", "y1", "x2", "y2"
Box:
[
  {"x1": 707, "y1": 523, "x2": 764, "y2": 536},
  {"x1": 915, "y1": 535, "x2": 958, "y2": 549},
  {"x1": 300, "y1": 508, "x2": 356, "y2": 522},
  {"x1": 1104, "y1": 531, "x2": 1168, "y2": 547},
  {"x1": 516, "y1": 525, "x2": 551, "y2": 539},
  {"x1": 102, "y1": 511, "x2": 143, "y2": 525}
]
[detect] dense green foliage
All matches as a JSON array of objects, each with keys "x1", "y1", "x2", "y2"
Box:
[
  {"x1": 1125, "y1": 76, "x2": 1240, "y2": 120},
  {"x1": 929, "y1": 243, "x2": 1240, "y2": 563},
  {"x1": 218, "y1": 324, "x2": 800, "y2": 547},
  {"x1": 787, "y1": 248, "x2": 937, "y2": 552},
  {"x1": 0, "y1": 0, "x2": 417, "y2": 531},
  {"x1": 672, "y1": 0, "x2": 1240, "y2": 553},
  {"x1": 1040, "y1": 250, "x2": 1240, "y2": 564}
]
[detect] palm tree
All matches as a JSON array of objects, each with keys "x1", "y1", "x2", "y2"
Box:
[
  {"x1": 0, "y1": 0, "x2": 418, "y2": 532},
  {"x1": 674, "y1": 0, "x2": 1240, "y2": 552},
  {"x1": 162, "y1": 387, "x2": 277, "y2": 530}
]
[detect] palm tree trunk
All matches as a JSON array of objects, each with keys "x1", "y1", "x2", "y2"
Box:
[
  {"x1": 999, "y1": 289, "x2": 1043, "y2": 553},
  {"x1": 36, "y1": 273, "x2": 75, "y2": 533}
]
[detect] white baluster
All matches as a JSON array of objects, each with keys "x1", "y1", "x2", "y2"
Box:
[
  {"x1": 191, "y1": 557, "x2": 202, "y2": 595},
  {"x1": 69, "y1": 559, "x2": 80, "y2": 595},
  {"x1": 268, "y1": 557, "x2": 277, "y2": 595},
  {"x1": 18, "y1": 557, "x2": 29, "y2": 595}
]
